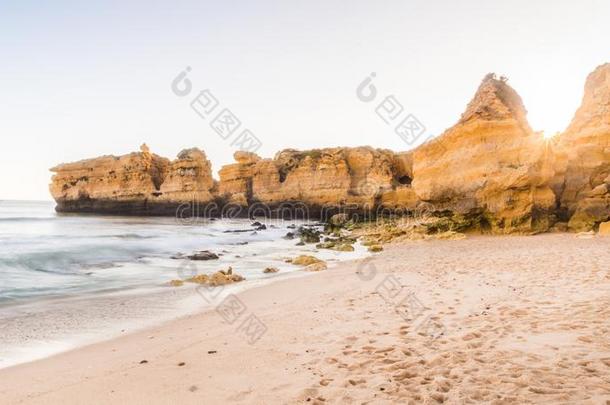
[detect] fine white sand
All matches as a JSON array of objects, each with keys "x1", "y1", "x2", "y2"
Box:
[{"x1": 1, "y1": 234, "x2": 610, "y2": 404}]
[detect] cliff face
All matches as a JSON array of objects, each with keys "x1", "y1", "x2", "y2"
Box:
[
  {"x1": 553, "y1": 64, "x2": 610, "y2": 230},
  {"x1": 412, "y1": 75, "x2": 556, "y2": 233},
  {"x1": 49, "y1": 66, "x2": 610, "y2": 233},
  {"x1": 50, "y1": 145, "x2": 216, "y2": 214},
  {"x1": 217, "y1": 147, "x2": 418, "y2": 214},
  {"x1": 51, "y1": 145, "x2": 418, "y2": 217},
  {"x1": 157, "y1": 148, "x2": 215, "y2": 204},
  {"x1": 217, "y1": 151, "x2": 260, "y2": 206}
]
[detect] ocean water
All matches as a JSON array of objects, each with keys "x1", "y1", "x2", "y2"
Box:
[{"x1": 0, "y1": 200, "x2": 368, "y2": 368}]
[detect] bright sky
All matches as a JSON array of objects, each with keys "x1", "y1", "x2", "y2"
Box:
[{"x1": 1, "y1": 0, "x2": 609, "y2": 200}]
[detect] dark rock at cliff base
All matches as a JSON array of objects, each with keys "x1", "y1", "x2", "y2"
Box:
[
  {"x1": 329, "y1": 213, "x2": 350, "y2": 226},
  {"x1": 298, "y1": 226, "x2": 321, "y2": 244}
]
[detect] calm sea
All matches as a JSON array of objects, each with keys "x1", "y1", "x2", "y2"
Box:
[{"x1": 0, "y1": 200, "x2": 367, "y2": 368}]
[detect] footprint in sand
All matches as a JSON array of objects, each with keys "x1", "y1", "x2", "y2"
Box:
[
  {"x1": 461, "y1": 331, "x2": 482, "y2": 341},
  {"x1": 347, "y1": 378, "x2": 366, "y2": 386},
  {"x1": 319, "y1": 378, "x2": 333, "y2": 386}
]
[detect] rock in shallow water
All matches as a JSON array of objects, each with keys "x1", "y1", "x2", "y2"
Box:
[
  {"x1": 263, "y1": 267, "x2": 280, "y2": 273},
  {"x1": 298, "y1": 226, "x2": 321, "y2": 244},
  {"x1": 186, "y1": 250, "x2": 219, "y2": 261}
]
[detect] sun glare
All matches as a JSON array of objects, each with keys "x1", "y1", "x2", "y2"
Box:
[{"x1": 542, "y1": 131, "x2": 559, "y2": 140}]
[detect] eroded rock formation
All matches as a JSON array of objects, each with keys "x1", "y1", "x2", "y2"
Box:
[
  {"x1": 412, "y1": 74, "x2": 556, "y2": 234},
  {"x1": 49, "y1": 66, "x2": 610, "y2": 233},
  {"x1": 50, "y1": 144, "x2": 216, "y2": 214},
  {"x1": 553, "y1": 63, "x2": 610, "y2": 231},
  {"x1": 217, "y1": 147, "x2": 418, "y2": 214},
  {"x1": 157, "y1": 148, "x2": 215, "y2": 205}
]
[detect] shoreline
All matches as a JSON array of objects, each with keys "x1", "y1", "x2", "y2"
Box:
[
  {"x1": 0, "y1": 206, "x2": 372, "y2": 371},
  {"x1": 0, "y1": 262, "x2": 321, "y2": 371},
  {"x1": 2, "y1": 233, "x2": 610, "y2": 403}
]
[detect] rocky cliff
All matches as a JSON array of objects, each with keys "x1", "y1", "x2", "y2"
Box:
[
  {"x1": 49, "y1": 66, "x2": 610, "y2": 233},
  {"x1": 412, "y1": 74, "x2": 556, "y2": 233},
  {"x1": 218, "y1": 147, "x2": 418, "y2": 216},
  {"x1": 50, "y1": 144, "x2": 217, "y2": 215},
  {"x1": 553, "y1": 63, "x2": 610, "y2": 231}
]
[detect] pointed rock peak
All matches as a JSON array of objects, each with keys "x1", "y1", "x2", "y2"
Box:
[
  {"x1": 459, "y1": 73, "x2": 529, "y2": 127},
  {"x1": 566, "y1": 63, "x2": 610, "y2": 133}
]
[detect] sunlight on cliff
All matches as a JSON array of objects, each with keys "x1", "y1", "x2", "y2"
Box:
[{"x1": 542, "y1": 131, "x2": 559, "y2": 140}]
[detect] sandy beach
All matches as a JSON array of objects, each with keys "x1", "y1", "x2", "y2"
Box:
[{"x1": 1, "y1": 234, "x2": 609, "y2": 404}]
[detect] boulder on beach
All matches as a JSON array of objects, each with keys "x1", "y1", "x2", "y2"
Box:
[
  {"x1": 292, "y1": 255, "x2": 325, "y2": 266},
  {"x1": 329, "y1": 213, "x2": 350, "y2": 227},
  {"x1": 263, "y1": 267, "x2": 280, "y2": 273},
  {"x1": 298, "y1": 226, "x2": 322, "y2": 244},
  {"x1": 316, "y1": 241, "x2": 355, "y2": 252},
  {"x1": 185, "y1": 268, "x2": 245, "y2": 286},
  {"x1": 332, "y1": 243, "x2": 354, "y2": 252}
]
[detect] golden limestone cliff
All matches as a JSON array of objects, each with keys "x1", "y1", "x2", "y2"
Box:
[
  {"x1": 157, "y1": 148, "x2": 215, "y2": 204},
  {"x1": 218, "y1": 147, "x2": 418, "y2": 214},
  {"x1": 553, "y1": 63, "x2": 610, "y2": 231},
  {"x1": 49, "y1": 66, "x2": 610, "y2": 233},
  {"x1": 50, "y1": 144, "x2": 216, "y2": 214},
  {"x1": 412, "y1": 74, "x2": 556, "y2": 234}
]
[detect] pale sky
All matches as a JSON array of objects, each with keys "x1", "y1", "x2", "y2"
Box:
[{"x1": 1, "y1": 0, "x2": 609, "y2": 200}]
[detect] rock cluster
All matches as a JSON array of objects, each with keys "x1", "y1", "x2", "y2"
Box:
[
  {"x1": 49, "y1": 65, "x2": 610, "y2": 233},
  {"x1": 182, "y1": 267, "x2": 244, "y2": 287}
]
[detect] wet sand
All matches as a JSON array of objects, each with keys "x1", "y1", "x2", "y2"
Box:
[{"x1": 1, "y1": 234, "x2": 610, "y2": 404}]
